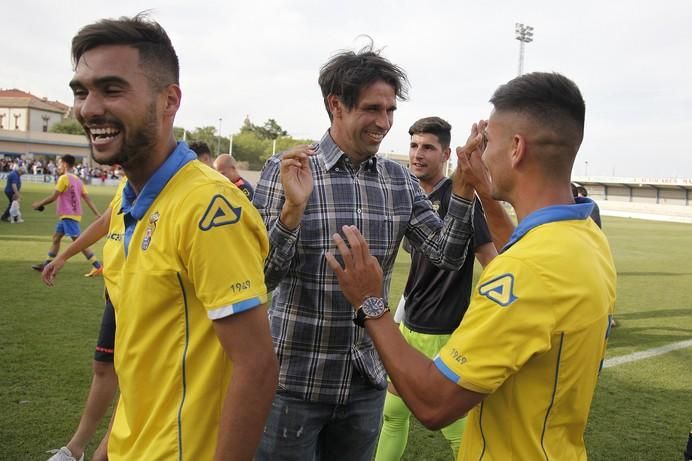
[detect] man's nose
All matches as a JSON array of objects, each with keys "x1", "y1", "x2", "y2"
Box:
[{"x1": 77, "y1": 92, "x2": 106, "y2": 120}]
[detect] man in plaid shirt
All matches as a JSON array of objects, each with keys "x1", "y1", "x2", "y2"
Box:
[{"x1": 253, "y1": 44, "x2": 478, "y2": 461}]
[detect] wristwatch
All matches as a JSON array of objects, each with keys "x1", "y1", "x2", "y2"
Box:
[{"x1": 353, "y1": 297, "x2": 390, "y2": 327}]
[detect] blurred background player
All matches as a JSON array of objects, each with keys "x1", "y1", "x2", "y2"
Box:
[
  {"x1": 188, "y1": 140, "x2": 214, "y2": 167},
  {"x1": 214, "y1": 153, "x2": 255, "y2": 200},
  {"x1": 31, "y1": 154, "x2": 102, "y2": 277},
  {"x1": 572, "y1": 182, "x2": 602, "y2": 227},
  {"x1": 2, "y1": 165, "x2": 25, "y2": 222}
]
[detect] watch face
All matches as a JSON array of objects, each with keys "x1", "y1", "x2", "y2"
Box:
[{"x1": 362, "y1": 297, "x2": 386, "y2": 317}]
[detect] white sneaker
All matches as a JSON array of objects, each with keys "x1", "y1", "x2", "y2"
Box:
[{"x1": 47, "y1": 447, "x2": 84, "y2": 461}]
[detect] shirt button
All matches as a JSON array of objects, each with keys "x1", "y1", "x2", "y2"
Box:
[
  {"x1": 357, "y1": 208, "x2": 362, "y2": 214},
  {"x1": 335, "y1": 167, "x2": 340, "y2": 172}
]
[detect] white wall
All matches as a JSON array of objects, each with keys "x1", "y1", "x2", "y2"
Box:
[
  {"x1": 0, "y1": 108, "x2": 28, "y2": 130},
  {"x1": 29, "y1": 109, "x2": 63, "y2": 132}
]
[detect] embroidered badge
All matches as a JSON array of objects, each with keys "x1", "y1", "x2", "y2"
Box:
[
  {"x1": 141, "y1": 211, "x2": 159, "y2": 251},
  {"x1": 478, "y1": 273, "x2": 518, "y2": 307},
  {"x1": 432, "y1": 200, "x2": 440, "y2": 212},
  {"x1": 199, "y1": 194, "x2": 242, "y2": 231}
]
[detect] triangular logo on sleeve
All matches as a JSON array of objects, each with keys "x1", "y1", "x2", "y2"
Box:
[
  {"x1": 478, "y1": 273, "x2": 518, "y2": 307},
  {"x1": 199, "y1": 194, "x2": 242, "y2": 231}
]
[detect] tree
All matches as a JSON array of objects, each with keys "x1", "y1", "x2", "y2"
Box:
[
  {"x1": 186, "y1": 126, "x2": 229, "y2": 154},
  {"x1": 232, "y1": 131, "x2": 271, "y2": 169},
  {"x1": 255, "y1": 118, "x2": 287, "y2": 140},
  {"x1": 173, "y1": 126, "x2": 188, "y2": 141},
  {"x1": 49, "y1": 118, "x2": 85, "y2": 135},
  {"x1": 175, "y1": 118, "x2": 312, "y2": 169},
  {"x1": 231, "y1": 117, "x2": 313, "y2": 169}
]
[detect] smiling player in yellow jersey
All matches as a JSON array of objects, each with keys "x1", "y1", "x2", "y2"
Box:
[
  {"x1": 325, "y1": 72, "x2": 616, "y2": 460},
  {"x1": 68, "y1": 14, "x2": 278, "y2": 461}
]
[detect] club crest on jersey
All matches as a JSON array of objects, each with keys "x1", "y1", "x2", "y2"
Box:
[
  {"x1": 432, "y1": 200, "x2": 441, "y2": 212},
  {"x1": 199, "y1": 194, "x2": 242, "y2": 231},
  {"x1": 141, "y1": 211, "x2": 159, "y2": 251},
  {"x1": 478, "y1": 273, "x2": 518, "y2": 307}
]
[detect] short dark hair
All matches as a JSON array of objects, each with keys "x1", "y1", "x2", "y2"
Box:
[
  {"x1": 60, "y1": 155, "x2": 76, "y2": 167},
  {"x1": 490, "y1": 72, "x2": 585, "y2": 152},
  {"x1": 188, "y1": 141, "x2": 212, "y2": 157},
  {"x1": 71, "y1": 12, "x2": 179, "y2": 90},
  {"x1": 571, "y1": 184, "x2": 588, "y2": 197},
  {"x1": 408, "y1": 117, "x2": 452, "y2": 150},
  {"x1": 318, "y1": 40, "x2": 409, "y2": 120}
]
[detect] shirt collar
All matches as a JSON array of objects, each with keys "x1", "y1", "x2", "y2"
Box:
[
  {"x1": 427, "y1": 177, "x2": 448, "y2": 196},
  {"x1": 120, "y1": 142, "x2": 196, "y2": 220},
  {"x1": 317, "y1": 130, "x2": 378, "y2": 172},
  {"x1": 502, "y1": 197, "x2": 595, "y2": 253}
]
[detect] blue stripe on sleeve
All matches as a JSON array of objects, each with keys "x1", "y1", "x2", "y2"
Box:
[
  {"x1": 433, "y1": 356, "x2": 461, "y2": 385},
  {"x1": 207, "y1": 296, "x2": 264, "y2": 320}
]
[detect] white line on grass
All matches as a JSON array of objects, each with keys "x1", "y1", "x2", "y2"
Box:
[{"x1": 603, "y1": 339, "x2": 692, "y2": 369}]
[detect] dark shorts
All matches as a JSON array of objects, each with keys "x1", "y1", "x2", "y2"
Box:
[{"x1": 94, "y1": 293, "x2": 115, "y2": 363}]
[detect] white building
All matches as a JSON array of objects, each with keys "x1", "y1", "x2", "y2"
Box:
[{"x1": 0, "y1": 88, "x2": 69, "y2": 133}]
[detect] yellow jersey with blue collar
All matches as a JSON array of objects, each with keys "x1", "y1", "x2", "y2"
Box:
[
  {"x1": 103, "y1": 143, "x2": 269, "y2": 460},
  {"x1": 435, "y1": 198, "x2": 616, "y2": 461}
]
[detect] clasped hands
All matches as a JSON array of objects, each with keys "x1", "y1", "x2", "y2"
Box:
[{"x1": 454, "y1": 120, "x2": 492, "y2": 200}]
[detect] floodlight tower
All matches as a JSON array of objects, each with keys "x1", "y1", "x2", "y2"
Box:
[{"x1": 515, "y1": 23, "x2": 534, "y2": 76}]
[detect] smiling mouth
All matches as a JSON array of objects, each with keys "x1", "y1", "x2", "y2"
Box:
[
  {"x1": 88, "y1": 127, "x2": 121, "y2": 146},
  {"x1": 366, "y1": 131, "x2": 385, "y2": 143}
]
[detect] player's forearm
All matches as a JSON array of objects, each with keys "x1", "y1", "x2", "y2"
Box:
[
  {"x1": 214, "y1": 356, "x2": 278, "y2": 461},
  {"x1": 85, "y1": 197, "x2": 100, "y2": 216},
  {"x1": 478, "y1": 196, "x2": 515, "y2": 250},
  {"x1": 451, "y1": 170, "x2": 476, "y2": 201},
  {"x1": 37, "y1": 191, "x2": 60, "y2": 207}
]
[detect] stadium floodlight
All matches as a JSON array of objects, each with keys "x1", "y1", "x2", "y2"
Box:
[{"x1": 515, "y1": 23, "x2": 534, "y2": 76}]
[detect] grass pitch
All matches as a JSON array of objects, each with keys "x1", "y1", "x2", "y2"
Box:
[{"x1": 1, "y1": 183, "x2": 691, "y2": 460}]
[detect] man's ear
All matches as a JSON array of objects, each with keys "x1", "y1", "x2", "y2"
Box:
[
  {"x1": 327, "y1": 94, "x2": 343, "y2": 119},
  {"x1": 443, "y1": 146, "x2": 451, "y2": 162},
  {"x1": 162, "y1": 84, "x2": 182, "y2": 118},
  {"x1": 511, "y1": 134, "x2": 527, "y2": 168}
]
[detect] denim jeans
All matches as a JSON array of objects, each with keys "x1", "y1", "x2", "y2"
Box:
[{"x1": 256, "y1": 372, "x2": 386, "y2": 461}]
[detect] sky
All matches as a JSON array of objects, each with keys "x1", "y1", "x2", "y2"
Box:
[{"x1": 3, "y1": 0, "x2": 691, "y2": 178}]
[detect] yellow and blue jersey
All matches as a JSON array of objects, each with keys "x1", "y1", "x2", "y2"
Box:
[
  {"x1": 435, "y1": 199, "x2": 616, "y2": 461},
  {"x1": 103, "y1": 143, "x2": 269, "y2": 460}
]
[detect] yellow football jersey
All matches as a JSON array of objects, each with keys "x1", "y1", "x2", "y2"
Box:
[
  {"x1": 435, "y1": 203, "x2": 616, "y2": 461},
  {"x1": 103, "y1": 148, "x2": 269, "y2": 460}
]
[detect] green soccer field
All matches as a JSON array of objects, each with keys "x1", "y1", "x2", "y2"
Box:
[{"x1": 1, "y1": 183, "x2": 691, "y2": 461}]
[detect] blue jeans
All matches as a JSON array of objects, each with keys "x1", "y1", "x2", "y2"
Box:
[{"x1": 256, "y1": 372, "x2": 386, "y2": 461}]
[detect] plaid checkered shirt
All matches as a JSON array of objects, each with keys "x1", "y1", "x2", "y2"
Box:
[{"x1": 253, "y1": 131, "x2": 474, "y2": 404}]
